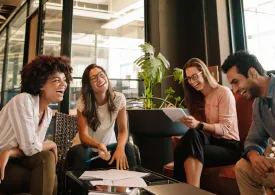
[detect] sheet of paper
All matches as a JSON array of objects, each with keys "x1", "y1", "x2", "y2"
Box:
[
  {"x1": 113, "y1": 177, "x2": 147, "y2": 188},
  {"x1": 162, "y1": 108, "x2": 188, "y2": 122},
  {"x1": 90, "y1": 177, "x2": 147, "y2": 188},
  {"x1": 90, "y1": 179, "x2": 113, "y2": 186},
  {"x1": 80, "y1": 169, "x2": 150, "y2": 181}
]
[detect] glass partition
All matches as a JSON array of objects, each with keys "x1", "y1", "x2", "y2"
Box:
[
  {"x1": 41, "y1": 0, "x2": 63, "y2": 56},
  {"x1": 29, "y1": 0, "x2": 39, "y2": 16},
  {"x1": 69, "y1": 77, "x2": 141, "y2": 115},
  {"x1": 243, "y1": 0, "x2": 275, "y2": 71},
  {"x1": 4, "y1": 5, "x2": 27, "y2": 104},
  {"x1": 69, "y1": 0, "x2": 145, "y2": 114}
]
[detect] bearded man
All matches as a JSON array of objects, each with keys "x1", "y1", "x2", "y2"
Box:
[{"x1": 221, "y1": 50, "x2": 275, "y2": 195}]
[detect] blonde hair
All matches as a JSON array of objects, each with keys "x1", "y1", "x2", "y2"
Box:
[{"x1": 183, "y1": 58, "x2": 218, "y2": 119}]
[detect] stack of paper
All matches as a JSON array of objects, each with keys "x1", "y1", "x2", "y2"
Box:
[{"x1": 79, "y1": 169, "x2": 149, "y2": 188}]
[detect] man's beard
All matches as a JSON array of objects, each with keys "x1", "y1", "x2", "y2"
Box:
[{"x1": 247, "y1": 82, "x2": 261, "y2": 100}]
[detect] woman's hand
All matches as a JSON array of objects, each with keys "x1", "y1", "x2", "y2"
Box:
[
  {"x1": 43, "y1": 141, "x2": 58, "y2": 164},
  {"x1": 166, "y1": 104, "x2": 175, "y2": 108},
  {"x1": 109, "y1": 147, "x2": 129, "y2": 170},
  {"x1": 179, "y1": 115, "x2": 200, "y2": 129},
  {"x1": 0, "y1": 150, "x2": 10, "y2": 184},
  {"x1": 98, "y1": 151, "x2": 111, "y2": 161},
  {"x1": 97, "y1": 143, "x2": 111, "y2": 161},
  {"x1": 97, "y1": 143, "x2": 108, "y2": 153}
]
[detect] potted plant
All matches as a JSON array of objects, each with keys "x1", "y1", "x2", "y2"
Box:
[
  {"x1": 127, "y1": 43, "x2": 188, "y2": 173},
  {"x1": 133, "y1": 42, "x2": 184, "y2": 109}
]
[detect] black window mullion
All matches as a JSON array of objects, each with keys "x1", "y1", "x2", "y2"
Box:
[
  {"x1": 1, "y1": 27, "x2": 10, "y2": 108},
  {"x1": 59, "y1": 0, "x2": 73, "y2": 114}
]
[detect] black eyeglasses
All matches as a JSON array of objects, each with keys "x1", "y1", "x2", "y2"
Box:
[
  {"x1": 185, "y1": 71, "x2": 202, "y2": 82},
  {"x1": 90, "y1": 71, "x2": 106, "y2": 83}
]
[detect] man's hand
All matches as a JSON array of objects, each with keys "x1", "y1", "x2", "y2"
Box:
[
  {"x1": 109, "y1": 147, "x2": 128, "y2": 170},
  {"x1": 179, "y1": 115, "x2": 200, "y2": 129},
  {"x1": 248, "y1": 150, "x2": 274, "y2": 176},
  {"x1": 0, "y1": 150, "x2": 10, "y2": 184}
]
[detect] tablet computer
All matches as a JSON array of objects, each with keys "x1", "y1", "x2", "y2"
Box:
[{"x1": 162, "y1": 108, "x2": 188, "y2": 122}]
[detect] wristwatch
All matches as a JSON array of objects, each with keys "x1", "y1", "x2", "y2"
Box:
[{"x1": 196, "y1": 121, "x2": 204, "y2": 130}]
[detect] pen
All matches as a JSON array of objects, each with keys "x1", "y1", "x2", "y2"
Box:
[
  {"x1": 85, "y1": 155, "x2": 100, "y2": 163},
  {"x1": 86, "y1": 151, "x2": 111, "y2": 163}
]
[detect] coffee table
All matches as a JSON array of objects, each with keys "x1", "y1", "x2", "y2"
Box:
[
  {"x1": 65, "y1": 165, "x2": 215, "y2": 195},
  {"x1": 65, "y1": 165, "x2": 179, "y2": 195}
]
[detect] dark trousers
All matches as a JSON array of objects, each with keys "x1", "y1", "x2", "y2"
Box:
[
  {"x1": 174, "y1": 129, "x2": 241, "y2": 181},
  {"x1": 0, "y1": 151, "x2": 57, "y2": 195},
  {"x1": 67, "y1": 142, "x2": 137, "y2": 170}
]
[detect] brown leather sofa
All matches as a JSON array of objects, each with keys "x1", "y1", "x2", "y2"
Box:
[{"x1": 163, "y1": 92, "x2": 254, "y2": 195}]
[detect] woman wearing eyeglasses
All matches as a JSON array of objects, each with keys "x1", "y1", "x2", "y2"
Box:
[
  {"x1": 174, "y1": 58, "x2": 240, "y2": 187},
  {"x1": 67, "y1": 64, "x2": 136, "y2": 171}
]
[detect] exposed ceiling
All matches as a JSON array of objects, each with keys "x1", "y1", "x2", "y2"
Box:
[{"x1": 0, "y1": 0, "x2": 22, "y2": 28}]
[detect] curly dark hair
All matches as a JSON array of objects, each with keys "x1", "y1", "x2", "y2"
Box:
[
  {"x1": 20, "y1": 55, "x2": 73, "y2": 95},
  {"x1": 221, "y1": 50, "x2": 266, "y2": 77},
  {"x1": 81, "y1": 64, "x2": 117, "y2": 132}
]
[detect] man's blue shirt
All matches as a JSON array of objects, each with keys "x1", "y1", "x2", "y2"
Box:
[{"x1": 243, "y1": 74, "x2": 275, "y2": 156}]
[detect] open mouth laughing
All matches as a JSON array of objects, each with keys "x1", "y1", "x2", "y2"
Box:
[{"x1": 56, "y1": 89, "x2": 65, "y2": 96}]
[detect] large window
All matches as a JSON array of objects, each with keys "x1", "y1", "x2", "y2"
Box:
[
  {"x1": 243, "y1": 0, "x2": 275, "y2": 71},
  {"x1": 41, "y1": 0, "x2": 63, "y2": 56},
  {"x1": 69, "y1": 0, "x2": 145, "y2": 114},
  {"x1": 29, "y1": 0, "x2": 39, "y2": 16},
  {"x1": 3, "y1": 5, "x2": 27, "y2": 104}
]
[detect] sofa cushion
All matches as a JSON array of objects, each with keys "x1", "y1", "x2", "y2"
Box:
[
  {"x1": 203, "y1": 164, "x2": 236, "y2": 179},
  {"x1": 233, "y1": 92, "x2": 254, "y2": 144}
]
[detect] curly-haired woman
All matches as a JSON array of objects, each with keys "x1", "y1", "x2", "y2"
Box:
[
  {"x1": 0, "y1": 55, "x2": 72, "y2": 195},
  {"x1": 67, "y1": 64, "x2": 136, "y2": 171}
]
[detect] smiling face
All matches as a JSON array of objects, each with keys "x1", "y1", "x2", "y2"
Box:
[
  {"x1": 89, "y1": 67, "x2": 109, "y2": 94},
  {"x1": 226, "y1": 66, "x2": 260, "y2": 100},
  {"x1": 185, "y1": 67, "x2": 205, "y2": 91},
  {"x1": 40, "y1": 72, "x2": 67, "y2": 103}
]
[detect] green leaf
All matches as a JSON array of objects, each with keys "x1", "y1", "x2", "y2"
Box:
[
  {"x1": 174, "y1": 96, "x2": 181, "y2": 102},
  {"x1": 134, "y1": 56, "x2": 145, "y2": 65},
  {"x1": 157, "y1": 53, "x2": 170, "y2": 69},
  {"x1": 173, "y1": 68, "x2": 184, "y2": 84},
  {"x1": 165, "y1": 87, "x2": 175, "y2": 95}
]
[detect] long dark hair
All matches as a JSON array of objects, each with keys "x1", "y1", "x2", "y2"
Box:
[
  {"x1": 81, "y1": 64, "x2": 117, "y2": 131},
  {"x1": 183, "y1": 58, "x2": 218, "y2": 121}
]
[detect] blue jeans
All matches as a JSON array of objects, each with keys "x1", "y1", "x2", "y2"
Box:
[{"x1": 67, "y1": 142, "x2": 137, "y2": 170}]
